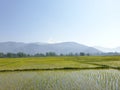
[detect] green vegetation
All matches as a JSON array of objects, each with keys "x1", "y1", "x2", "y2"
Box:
[
  {"x1": 0, "y1": 56, "x2": 98, "y2": 71},
  {"x1": 0, "y1": 56, "x2": 120, "y2": 71},
  {"x1": 0, "y1": 56, "x2": 120, "y2": 90},
  {"x1": 0, "y1": 52, "x2": 88, "y2": 58}
]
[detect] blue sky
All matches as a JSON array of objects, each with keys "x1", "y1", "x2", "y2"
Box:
[{"x1": 0, "y1": 0, "x2": 120, "y2": 48}]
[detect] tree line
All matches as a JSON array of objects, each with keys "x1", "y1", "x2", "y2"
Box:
[{"x1": 0, "y1": 52, "x2": 89, "y2": 58}]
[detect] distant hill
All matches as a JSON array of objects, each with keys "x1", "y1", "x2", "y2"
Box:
[
  {"x1": 0, "y1": 42, "x2": 102, "y2": 55},
  {"x1": 94, "y1": 46, "x2": 120, "y2": 52}
]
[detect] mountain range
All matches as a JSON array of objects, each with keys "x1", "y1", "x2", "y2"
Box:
[
  {"x1": 94, "y1": 46, "x2": 120, "y2": 52},
  {"x1": 0, "y1": 42, "x2": 101, "y2": 55}
]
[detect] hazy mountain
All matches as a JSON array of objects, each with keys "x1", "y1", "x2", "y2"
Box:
[
  {"x1": 114, "y1": 47, "x2": 120, "y2": 52},
  {"x1": 94, "y1": 46, "x2": 120, "y2": 52},
  {"x1": 0, "y1": 42, "x2": 102, "y2": 55}
]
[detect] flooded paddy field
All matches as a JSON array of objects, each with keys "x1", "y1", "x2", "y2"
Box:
[{"x1": 0, "y1": 69, "x2": 120, "y2": 90}]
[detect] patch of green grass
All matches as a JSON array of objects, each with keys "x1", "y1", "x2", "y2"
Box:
[
  {"x1": 0, "y1": 56, "x2": 120, "y2": 71},
  {"x1": 0, "y1": 57, "x2": 98, "y2": 71}
]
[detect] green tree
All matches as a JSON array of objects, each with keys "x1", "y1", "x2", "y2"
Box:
[
  {"x1": 34, "y1": 53, "x2": 45, "y2": 57},
  {"x1": 6, "y1": 53, "x2": 16, "y2": 57},
  {"x1": 80, "y1": 52, "x2": 85, "y2": 56},
  {"x1": 0, "y1": 52, "x2": 4, "y2": 58},
  {"x1": 17, "y1": 52, "x2": 27, "y2": 57},
  {"x1": 46, "y1": 52, "x2": 57, "y2": 56}
]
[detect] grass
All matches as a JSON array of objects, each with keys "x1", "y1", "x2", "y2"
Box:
[
  {"x1": 0, "y1": 56, "x2": 97, "y2": 71},
  {"x1": 0, "y1": 56, "x2": 120, "y2": 71}
]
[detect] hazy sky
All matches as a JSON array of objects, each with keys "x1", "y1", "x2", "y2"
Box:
[{"x1": 0, "y1": 0, "x2": 120, "y2": 48}]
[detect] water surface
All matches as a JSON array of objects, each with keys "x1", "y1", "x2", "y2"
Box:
[{"x1": 0, "y1": 69, "x2": 120, "y2": 90}]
